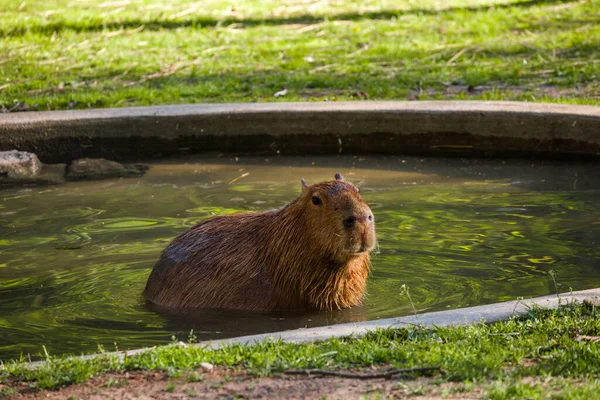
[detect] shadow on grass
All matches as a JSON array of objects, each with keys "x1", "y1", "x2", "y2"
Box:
[
  {"x1": 1, "y1": 0, "x2": 584, "y2": 38},
  {"x1": 473, "y1": 38, "x2": 600, "y2": 58}
]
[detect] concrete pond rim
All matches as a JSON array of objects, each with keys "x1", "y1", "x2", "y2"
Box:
[{"x1": 0, "y1": 101, "x2": 599, "y2": 163}]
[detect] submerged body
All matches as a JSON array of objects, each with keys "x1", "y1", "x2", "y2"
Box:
[{"x1": 144, "y1": 174, "x2": 376, "y2": 311}]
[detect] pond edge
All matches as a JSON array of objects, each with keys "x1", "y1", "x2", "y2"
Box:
[
  {"x1": 1, "y1": 101, "x2": 599, "y2": 163},
  {"x1": 140, "y1": 288, "x2": 600, "y2": 352},
  {"x1": 18, "y1": 287, "x2": 600, "y2": 368}
]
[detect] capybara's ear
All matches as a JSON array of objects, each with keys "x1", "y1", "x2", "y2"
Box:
[
  {"x1": 301, "y1": 178, "x2": 308, "y2": 191},
  {"x1": 335, "y1": 173, "x2": 344, "y2": 181}
]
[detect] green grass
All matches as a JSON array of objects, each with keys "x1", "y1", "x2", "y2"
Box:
[
  {"x1": 1, "y1": 301, "x2": 599, "y2": 398},
  {"x1": 0, "y1": 0, "x2": 598, "y2": 110}
]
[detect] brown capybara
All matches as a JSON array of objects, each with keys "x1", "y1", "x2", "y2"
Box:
[{"x1": 144, "y1": 173, "x2": 376, "y2": 311}]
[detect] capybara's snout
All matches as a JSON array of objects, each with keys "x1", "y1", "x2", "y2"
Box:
[{"x1": 343, "y1": 206, "x2": 376, "y2": 254}]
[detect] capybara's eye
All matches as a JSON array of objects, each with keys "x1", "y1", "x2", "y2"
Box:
[{"x1": 311, "y1": 196, "x2": 322, "y2": 206}]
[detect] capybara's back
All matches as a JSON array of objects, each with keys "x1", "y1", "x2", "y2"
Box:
[{"x1": 144, "y1": 174, "x2": 376, "y2": 311}]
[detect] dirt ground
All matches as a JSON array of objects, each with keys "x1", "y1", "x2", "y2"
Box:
[{"x1": 5, "y1": 368, "x2": 483, "y2": 400}]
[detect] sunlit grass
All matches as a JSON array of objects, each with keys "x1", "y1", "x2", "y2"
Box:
[
  {"x1": 0, "y1": 0, "x2": 598, "y2": 110},
  {"x1": 1, "y1": 301, "x2": 599, "y2": 397}
]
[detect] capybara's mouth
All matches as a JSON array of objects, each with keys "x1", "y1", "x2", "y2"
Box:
[
  {"x1": 345, "y1": 242, "x2": 376, "y2": 255},
  {"x1": 346, "y1": 251, "x2": 369, "y2": 256},
  {"x1": 362, "y1": 236, "x2": 377, "y2": 253}
]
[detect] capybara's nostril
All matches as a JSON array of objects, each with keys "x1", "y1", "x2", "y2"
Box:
[{"x1": 343, "y1": 216, "x2": 356, "y2": 228}]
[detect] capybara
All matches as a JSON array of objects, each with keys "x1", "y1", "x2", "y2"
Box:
[{"x1": 144, "y1": 173, "x2": 376, "y2": 311}]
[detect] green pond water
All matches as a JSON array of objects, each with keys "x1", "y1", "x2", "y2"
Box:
[{"x1": 0, "y1": 155, "x2": 599, "y2": 361}]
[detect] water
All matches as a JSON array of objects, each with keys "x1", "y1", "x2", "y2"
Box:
[{"x1": 0, "y1": 155, "x2": 599, "y2": 361}]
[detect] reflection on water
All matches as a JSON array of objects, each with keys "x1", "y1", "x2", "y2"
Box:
[{"x1": 0, "y1": 155, "x2": 599, "y2": 361}]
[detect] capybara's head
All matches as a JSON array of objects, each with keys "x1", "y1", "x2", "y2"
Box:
[{"x1": 300, "y1": 173, "x2": 376, "y2": 261}]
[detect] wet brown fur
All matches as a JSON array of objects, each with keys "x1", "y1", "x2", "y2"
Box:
[{"x1": 144, "y1": 175, "x2": 376, "y2": 311}]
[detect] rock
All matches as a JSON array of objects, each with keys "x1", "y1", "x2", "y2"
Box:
[
  {"x1": 0, "y1": 150, "x2": 42, "y2": 179},
  {"x1": 66, "y1": 158, "x2": 149, "y2": 180},
  {"x1": 0, "y1": 151, "x2": 65, "y2": 188},
  {"x1": 198, "y1": 362, "x2": 214, "y2": 371}
]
